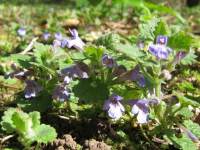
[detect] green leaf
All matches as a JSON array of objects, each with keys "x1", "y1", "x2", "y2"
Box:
[
  {"x1": 144, "y1": 2, "x2": 185, "y2": 23},
  {"x1": 181, "y1": 49, "x2": 197, "y2": 65},
  {"x1": 84, "y1": 45, "x2": 104, "y2": 62},
  {"x1": 154, "y1": 101, "x2": 167, "y2": 120},
  {"x1": 116, "y1": 44, "x2": 145, "y2": 61},
  {"x1": 1, "y1": 54, "x2": 32, "y2": 68},
  {"x1": 174, "y1": 107, "x2": 193, "y2": 118},
  {"x1": 29, "y1": 111, "x2": 40, "y2": 129},
  {"x1": 1, "y1": 108, "x2": 57, "y2": 146},
  {"x1": 139, "y1": 17, "x2": 160, "y2": 40},
  {"x1": 1, "y1": 108, "x2": 17, "y2": 133},
  {"x1": 70, "y1": 51, "x2": 85, "y2": 61},
  {"x1": 175, "y1": 93, "x2": 200, "y2": 107},
  {"x1": 153, "y1": 20, "x2": 170, "y2": 37},
  {"x1": 183, "y1": 120, "x2": 200, "y2": 137},
  {"x1": 11, "y1": 112, "x2": 28, "y2": 134},
  {"x1": 113, "y1": 0, "x2": 144, "y2": 8},
  {"x1": 34, "y1": 124, "x2": 57, "y2": 144},
  {"x1": 168, "y1": 32, "x2": 194, "y2": 50},
  {"x1": 95, "y1": 33, "x2": 120, "y2": 50},
  {"x1": 0, "y1": 77, "x2": 18, "y2": 85},
  {"x1": 73, "y1": 79, "x2": 109, "y2": 102},
  {"x1": 69, "y1": 102, "x2": 79, "y2": 113},
  {"x1": 16, "y1": 95, "x2": 52, "y2": 113},
  {"x1": 177, "y1": 81, "x2": 196, "y2": 92},
  {"x1": 0, "y1": 40, "x2": 13, "y2": 53},
  {"x1": 33, "y1": 42, "x2": 54, "y2": 65},
  {"x1": 169, "y1": 134, "x2": 197, "y2": 150}
]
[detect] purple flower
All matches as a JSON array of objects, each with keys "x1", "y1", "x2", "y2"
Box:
[
  {"x1": 53, "y1": 39, "x2": 62, "y2": 47},
  {"x1": 173, "y1": 51, "x2": 187, "y2": 65},
  {"x1": 102, "y1": 54, "x2": 116, "y2": 68},
  {"x1": 60, "y1": 62, "x2": 89, "y2": 80},
  {"x1": 119, "y1": 65, "x2": 146, "y2": 87},
  {"x1": 149, "y1": 44, "x2": 172, "y2": 60},
  {"x1": 17, "y1": 28, "x2": 26, "y2": 37},
  {"x1": 69, "y1": 29, "x2": 79, "y2": 39},
  {"x1": 103, "y1": 94, "x2": 125, "y2": 120},
  {"x1": 129, "y1": 99, "x2": 158, "y2": 124},
  {"x1": 65, "y1": 29, "x2": 85, "y2": 51},
  {"x1": 52, "y1": 85, "x2": 70, "y2": 102},
  {"x1": 61, "y1": 38, "x2": 68, "y2": 48},
  {"x1": 63, "y1": 76, "x2": 72, "y2": 84},
  {"x1": 148, "y1": 35, "x2": 172, "y2": 60},
  {"x1": 24, "y1": 80, "x2": 42, "y2": 99},
  {"x1": 54, "y1": 32, "x2": 63, "y2": 41},
  {"x1": 156, "y1": 35, "x2": 168, "y2": 45},
  {"x1": 6, "y1": 70, "x2": 30, "y2": 80},
  {"x1": 43, "y1": 32, "x2": 51, "y2": 41},
  {"x1": 5, "y1": 64, "x2": 31, "y2": 80}
]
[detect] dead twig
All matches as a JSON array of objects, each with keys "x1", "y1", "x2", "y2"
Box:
[
  {"x1": 0, "y1": 134, "x2": 15, "y2": 144},
  {"x1": 20, "y1": 37, "x2": 38, "y2": 55}
]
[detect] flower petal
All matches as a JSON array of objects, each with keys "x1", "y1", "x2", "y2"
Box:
[
  {"x1": 131, "y1": 105, "x2": 139, "y2": 115},
  {"x1": 137, "y1": 109, "x2": 148, "y2": 124},
  {"x1": 156, "y1": 35, "x2": 168, "y2": 45},
  {"x1": 108, "y1": 104, "x2": 123, "y2": 120},
  {"x1": 102, "y1": 54, "x2": 116, "y2": 68},
  {"x1": 69, "y1": 29, "x2": 79, "y2": 38}
]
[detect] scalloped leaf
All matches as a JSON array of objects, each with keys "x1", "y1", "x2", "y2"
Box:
[
  {"x1": 168, "y1": 32, "x2": 194, "y2": 50},
  {"x1": 175, "y1": 93, "x2": 200, "y2": 107},
  {"x1": 95, "y1": 33, "x2": 120, "y2": 50},
  {"x1": 139, "y1": 17, "x2": 160, "y2": 41},
  {"x1": 34, "y1": 124, "x2": 57, "y2": 144},
  {"x1": 183, "y1": 120, "x2": 200, "y2": 138},
  {"x1": 181, "y1": 49, "x2": 197, "y2": 65},
  {"x1": 29, "y1": 111, "x2": 40, "y2": 129},
  {"x1": 153, "y1": 20, "x2": 170, "y2": 37},
  {"x1": 116, "y1": 44, "x2": 145, "y2": 61},
  {"x1": 11, "y1": 111, "x2": 28, "y2": 134},
  {"x1": 84, "y1": 45, "x2": 104, "y2": 62},
  {"x1": 1, "y1": 108, "x2": 17, "y2": 133},
  {"x1": 169, "y1": 134, "x2": 197, "y2": 150},
  {"x1": 175, "y1": 107, "x2": 193, "y2": 119}
]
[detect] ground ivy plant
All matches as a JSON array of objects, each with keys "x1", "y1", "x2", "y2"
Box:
[{"x1": 1, "y1": 16, "x2": 199, "y2": 150}]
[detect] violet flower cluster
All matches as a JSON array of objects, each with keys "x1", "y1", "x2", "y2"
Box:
[
  {"x1": 52, "y1": 62, "x2": 89, "y2": 102},
  {"x1": 103, "y1": 93, "x2": 158, "y2": 124},
  {"x1": 52, "y1": 29, "x2": 85, "y2": 51},
  {"x1": 6, "y1": 64, "x2": 42, "y2": 99},
  {"x1": 101, "y1": 53, "x2": 146, "y2": 87},
  {"x1": 148, "y1": 35, "x2": 172, "y2": 60},
  {"x1": 129, "y1": 99, "x2": 158, "y2": 124},
  {"x1": 52, "y1": 84, "x2": 70, "y2": 102}
]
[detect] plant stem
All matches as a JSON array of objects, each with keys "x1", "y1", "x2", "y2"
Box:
[{"x1": 155, "y1": 81, "x2": 161, "y2": 98}]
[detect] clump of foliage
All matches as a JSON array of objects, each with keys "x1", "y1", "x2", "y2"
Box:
[
  {"x1": 1, "y1": 108, "x2": 57, "y2": 149},
  {"x1": 0, "y1": 1, "x2": 200, "y2": 149}
]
